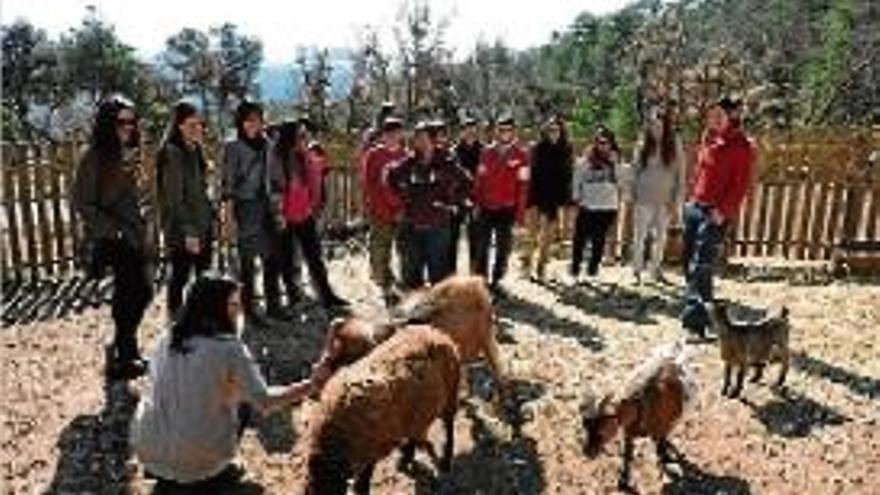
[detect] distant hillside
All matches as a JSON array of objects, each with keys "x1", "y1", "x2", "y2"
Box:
[{"x1": 258, "y1": 49, "x2": 355, "y2": 102}]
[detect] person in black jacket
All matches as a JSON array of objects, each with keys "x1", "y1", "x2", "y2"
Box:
[
  {"x1": 72, "y1": 96, "x2": 154, "y2": 380},
  {"x1": 157, "y1": 102, "x2": 215, "y2": 317},
  {"x1": 222, "y1": 101, "x2": 298, "y2": 325},
  {"x1": 521, "y1": 116, "x2": 573, "y2": 281},
  {"x1": 451, "y1": 117, "x2": 482, "y2": 272}
]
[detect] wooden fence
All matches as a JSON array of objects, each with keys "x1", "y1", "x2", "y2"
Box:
[{"x1": 1, "y1": 128, "x2": 878, "y2": 287}]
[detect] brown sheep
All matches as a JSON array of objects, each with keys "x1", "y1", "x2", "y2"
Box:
[
  {"x1": 581, "y1": 343, "x2": 697, "y2": 491},
  {"x1": 707, "y1": 300, "x2": 791, "y2": 398},
  {"x1": 302, "y1": 325, "x2": 461, "y2": 495},
  {"x1": 314, "y1": 275, "x2": 505, "y2": 396}
]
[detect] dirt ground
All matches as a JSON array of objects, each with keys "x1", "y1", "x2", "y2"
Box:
[{"x1": 1, "y1": 256, "x2": 878, "y2": 495}]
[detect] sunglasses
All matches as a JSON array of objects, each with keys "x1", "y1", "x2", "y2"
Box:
[{"x1": 117, "y1": 118, "x2": 137, "y2": 127}]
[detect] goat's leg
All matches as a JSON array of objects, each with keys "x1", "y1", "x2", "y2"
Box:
[
  {"x1": 353, "y1": 463, "x2": 375, "y2": 495},
  {"x1": 617, "y1": 435, "x2": 635, "y2": 491},
  {"x1": 440, "y1": 407, "x2": 456, "y2": 472},
  {"x1": 730, "y1": 366, "x2": 746, "y2": 398},
  {"x1": 721, "y1": 362, "x2": 732, "y2": 396},
  {"x1": 751, "y1": 363, "x2": 765, "y2": 383},
  {"x1": 483, "y1": 336, "x2": 507, "y2": 410},
  {"x1": 776, "y1": 353, "x2": 789, "y2": 388},
  {"x1": 655, "y1": 437, "x2": 674, "y2": 465},
  {"x1": 397, "y1": 440, "x2": 417, "y2": 471}
]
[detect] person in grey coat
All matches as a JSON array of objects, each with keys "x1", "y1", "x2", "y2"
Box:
[
  {"x1": 157, "y1": 102, "x2": 215, "y2": 317},
  {"x1": 222, "y1": 101, "x2": 301, "y2": 323},
  {"x1": 72, "y1": 96, "x2": 153, "y2": 380}
]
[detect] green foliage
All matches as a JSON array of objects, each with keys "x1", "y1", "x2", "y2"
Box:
[
  {"x1": 803, "y1": 0, "x2": 854, "y2": 122},
  {"x1": 608, "y1": 82, "x2": 639, "y2": 144},
  {"x1": 58, "y1": 8, "x2": 142, "y2": 101}
]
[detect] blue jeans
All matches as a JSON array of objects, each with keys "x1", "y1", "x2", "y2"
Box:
[
  {"x1": 399, "y1": 223, "x2": 452, "y2": 289},
  {"x1": 680, "y1": 203, "x2": 726, "y2": 333}
]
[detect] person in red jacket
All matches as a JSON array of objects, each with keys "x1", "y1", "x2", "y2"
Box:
[
  {"x1": 681, "y1": 97, "x2": 755, "y2": 341},
  {"x1": 360, "y1": 117, "x2": 406, "y2": 297},
  {"x1": 472, "y1": 115, "x2": 530, "y2": 294}
]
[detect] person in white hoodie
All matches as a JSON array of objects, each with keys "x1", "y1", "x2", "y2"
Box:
[
  {"x1": 570, "y1": 127, "x2": 621, "y2": 279},
  {"x1": 630, "y1": 107, "x2": 686, "y2": 283}
]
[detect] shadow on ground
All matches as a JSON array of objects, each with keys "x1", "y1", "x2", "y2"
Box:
[
  {"x1": 406, "y1": 378, "x2": 548, "y2": 495},
  {"x1": 543, "y1": 278, "x2": 684, "y2": 326},
  {"x1": 660, "y1": 454, "x2": 752, "y2": 495},
  {"x1": 792, "y1": 351, "x2": 880, "y2": 400},
  {"x1": 500, "y1": 293, "x2": 605, "y2": 352},
  {"x1": 742, "y1": 388, "x2": 849, "y2": 438},
  {"x1": 45, "y1": 380, "x2": 140, "y2": 494}
]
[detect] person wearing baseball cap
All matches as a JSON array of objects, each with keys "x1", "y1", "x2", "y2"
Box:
[
  {"x1": 387, "y1": 121, "x2": 470, "y2": 289},
  {"x1": 471, "y1": 114, "x2": 530, "y2": 296},
  {"x1": 360, "y1": 115, "x2": 407, "y2": 301}
]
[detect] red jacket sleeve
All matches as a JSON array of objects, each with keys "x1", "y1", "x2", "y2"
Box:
[{"x1": 717, "y1": 143, "x2": 755, "y2": 221}]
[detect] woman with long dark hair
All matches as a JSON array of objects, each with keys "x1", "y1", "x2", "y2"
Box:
[
  {"x1": 268, "y1": 121, "x2": 349, "y2": 310},
  {"x1": 630, "y1": 106, "x2": 685, "y2": 283},
  {"x1": 570, "y1": 126, "x2": 621, "y2": 279},
  {"x1": 157, "y1": 102, "x2": 215, "y2": 317},
  {"x1": 521, "y1": 116, "x2": 573, "y2": 282},
  {"x1": 72, "y1": 95, "x2": 154, "y2": 380},
  {"x1": 131, "y1": 274, "x2": 329, "y2": 489},
  {"x1": 222, "y1": 101, "x2": 299, "y2": 324}
]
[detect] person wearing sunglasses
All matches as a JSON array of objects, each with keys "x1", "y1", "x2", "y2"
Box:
[
  {"x1": 72, "y1": 96, "x2": 154, "y2": 380},
  {"x1": 570, "y1": 126, "x2": 622, "y2": 281}
]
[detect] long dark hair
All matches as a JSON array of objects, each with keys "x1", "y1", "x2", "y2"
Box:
[
  {"x1": 272, "y1": 120, "x2": 308, "y2": 182},
  {"x1": 90, "y1": 95, "x2": 139, "y2": 166},
  {"x1": 541, "y1": 115, "x2": 571, "y2": 149},
  {"x1": 639, "y1": 109, "x2": 678, "y2": 168},
  {"x1": 235, "y1": 100, "x2": 265, "y2": 143},
  {"x1": 162, "y1": 101, "x2": 200, "y2": 149},
  {"x1": 170, "y1": 275, "x2": 240, "y2": 354}
]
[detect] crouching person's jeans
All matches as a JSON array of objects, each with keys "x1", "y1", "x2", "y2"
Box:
[
  {"x1": 680, "y1": 202, "x2": 726, "y2": 334},
  {"x1": 399, "y1": 222, "x2": 452, "y2": 290}
]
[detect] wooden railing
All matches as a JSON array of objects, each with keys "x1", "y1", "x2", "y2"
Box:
[{"x1": 1, "y1": 128, "x2": 878, "y2": 285}]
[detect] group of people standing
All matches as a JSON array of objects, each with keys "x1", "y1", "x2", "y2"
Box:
[
  {"x1": 70, "y1": 94, "x2": 753, "y2": 489},
  {"x1": 358, "y1": 104, "x2": 690, "y2": 301},
  {"x1": 72, "y1": 98, "x2": 349, "y2": 380}
]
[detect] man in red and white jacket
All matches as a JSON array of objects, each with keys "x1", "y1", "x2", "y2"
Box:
[
  {"x1": 360, "y1": 117, "x2": 406, "y2": 295},
  {"x1": 471, "y1": 115, "x2": 530, "y2": 293},
  {"x1": 681, "y1": 97, "x2": 755, "y2": 340}
]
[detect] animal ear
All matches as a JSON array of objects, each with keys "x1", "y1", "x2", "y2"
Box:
[
  {"x1": 328, "y1": 317, "x2": 347, "y2": 333},
  {"x1": 780, "y1": 306, "x2": 790, "y2": 320}
]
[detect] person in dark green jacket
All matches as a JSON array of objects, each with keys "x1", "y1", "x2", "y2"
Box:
[
  {"x1": 72, "y1": 96, "x2": 154, "y2": 380},
  {"x1": 157, "y1": 102, "x2": 215, "y2": 317}
]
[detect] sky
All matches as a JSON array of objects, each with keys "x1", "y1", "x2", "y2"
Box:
[{"x1": 3, "y1": 0, "x2": 632, "y2": 63}]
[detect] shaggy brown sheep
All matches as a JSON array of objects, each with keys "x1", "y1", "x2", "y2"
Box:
[{"x1": 302, "y1": 325, "x2": 461, "y2": 495}]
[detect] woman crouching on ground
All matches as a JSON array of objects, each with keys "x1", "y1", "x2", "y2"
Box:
[{"x1": 130, "y1": 274, "x2": 330, "y2": 491}]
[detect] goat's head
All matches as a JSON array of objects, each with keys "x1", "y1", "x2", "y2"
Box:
[
  {"x1": 581, "y1": 393, "x2": 620, "y2": 458},
  {"x1": 327, "y1": 318, "x2": 378, "y2": 369}
]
